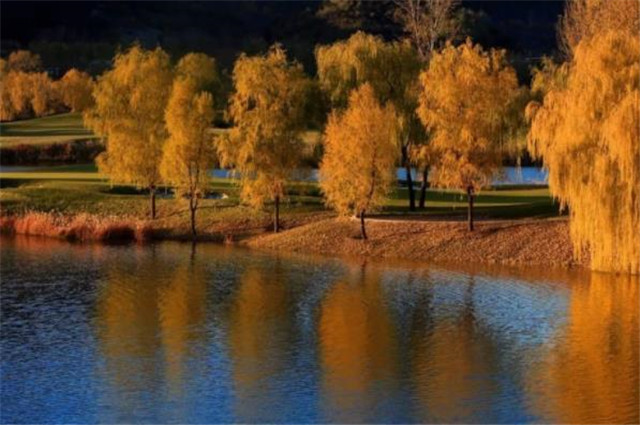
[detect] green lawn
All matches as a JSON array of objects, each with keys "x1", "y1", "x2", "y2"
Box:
[
  {"x1": 0, "y1": 113, "x2": 97, "y2": 147},
  {"x1": 0, "y1": 165, "x2": 560, "y2": 221},
  {"x1": 0, "y1": 114, "x2": 237, "y2": 149}
]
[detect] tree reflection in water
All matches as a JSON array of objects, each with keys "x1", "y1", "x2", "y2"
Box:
[
  {"x1": 526, "y1": 272, "x2": 639, "y2": 423},
  {"x1": 84, "y1": 240, "x2": 638, "y2": 424},
  {"x1": 318, "y1": 264, "x2": 399, "y2": 422}
]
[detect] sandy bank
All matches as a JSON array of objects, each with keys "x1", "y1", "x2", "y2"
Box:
[{"x1": 244, "y1": 217, "x2": 585, "y2": 269}]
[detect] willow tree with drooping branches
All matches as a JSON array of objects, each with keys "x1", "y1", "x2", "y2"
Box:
[
  {"x1": 417, "y1": 40, "x2": 518, "y2": 231},
  {"x1": 85, "y1": 45, "x2": 173, "y2": 219},
  {"x1": 558, "y1": 0, "x2": 639, "y2": 58},
  {"x1": 316, "y1": 32, "x2": 424, "y2": 211},
  {"x1": 219, "y1": 45, "x2": 310, "y2": 233},
  {"x1": 320, "y1": 84, "x2": 398, "y2": 240},
  {"x1": 527, "y1": 1, "x2": 639, "y2": 274}
]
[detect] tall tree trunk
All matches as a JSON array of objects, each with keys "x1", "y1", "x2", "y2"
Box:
[
  {"x1": 419, "y1": 166, "x2": 429, "y2": 209},
  {"x1": 360, "y1": 210, "x2": 367, "y2": 240},
  {"x1": 190, "y1": 197, "x2": 197, "y2": 239},
  {"x1": 274, "y1": 195, "x2": 280, "y2": 233},
  {"x1": 402, "y1": 146, "x2": 415, "y2": 211},
  {"x1": 150, "y1": 185, "x2": 157, "y2": 220},
  {"x1": 467, "y1": 185, "x2": 475, "y2": 231}
]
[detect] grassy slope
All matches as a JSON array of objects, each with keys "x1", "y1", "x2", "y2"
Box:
[
  {"x1": 0, "y1": 165, "x2": 560, "y2": 222},
  {"x1": 0, "y1": 113, "x2": 239, "y2": 148},
  {"x1": 0, "y1": 113, "x2": 97, "y2": 147},
  {"x1": 0, "y1": 114, "x2": 560, "y2": 238}
]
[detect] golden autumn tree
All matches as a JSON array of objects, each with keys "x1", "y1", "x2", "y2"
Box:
[
  {"x1": 161, "y1": 78, "x2": 215, "y2": 238},
  {"x1": 85, "y1": 45, "x2": 173, "y2": 219},
  {"x1": 1, "y1": 51, "x2": 60, "y2": 120},
  {"x1": 320, "y1": 84, "x2": 397, "y2": 240},
  {"x1": 5, "y1": 71, "x2": 33, "y2": 118},
  {"x1": 394, "y1": 0, "x2": 460, "y2": 208},
  {"x1": 58, "y1": 69, "x2": 94, "y2": 112},
  {"x1": 316, "y1": 32, "x2": 424, "y2": 210},
  {"x1": 29, "y1": 72, "x2": 57, "y2": 117},
  {"x1": 558, "y1": 0, "x2": 639, "y2": 58},
  {"x1": 219, "y1": 45, "x2": 310, "y2": 233},
  {"x1": 417, "y1": 40, "x2": 518, "y2": 231},
  {"x1": 0, "y1": 60, "x2": 16, "y2": 121},
  {"x1": 7, "y1": 50, "x2": 42, "y2": 73},
  {"x1": 527, "y1": 2, "x2": 639, "y2": 273},
  {"x1": 175, "y1": 52, "x2": 220, "y2": 96}
]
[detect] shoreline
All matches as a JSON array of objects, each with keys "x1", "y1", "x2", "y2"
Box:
[
  {"x1": 244, "y1": 216, "x2": 585, "y2": 269},
  {"x1": 0, "y1": 211, "x2": 586, "y2": 270}
]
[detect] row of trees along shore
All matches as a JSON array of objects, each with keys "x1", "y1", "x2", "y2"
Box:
[
  {"x1": 1, "y1": 0, "x2": 638, "y2": 274},
  {"x1": 0, "y1": 51, "x2": 93, "y2": 120}
]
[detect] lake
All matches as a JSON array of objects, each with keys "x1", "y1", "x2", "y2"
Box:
[
  {"x1": 213, "y1": 166, "x2": 548, "y2": 186},
  {"x1": 0, "y1": 165, "x2": 549, "y2": 186},
  {"x1": 0, "y1": 236, "x2": 637, "y2": 424}
]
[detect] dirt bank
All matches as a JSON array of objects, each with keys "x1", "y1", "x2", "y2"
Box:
[
  {"x1": 245, "y1": 217, "x2": 586, "y2": 269},
  {"x1": 0, "y1": 211, "x2": 585, "y2": 269}
]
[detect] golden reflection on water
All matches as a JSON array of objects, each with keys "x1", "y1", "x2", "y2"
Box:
[
  {"x1": 228, "y1": 264, "x2": 293, "y2": 422},
  {"x1": 318, "y1": 265, "x2": 399, "y2": 422},
  {"x1": 84, "y1": 239, "x2": 638, "y2": 424},
  {"x1": 94, "y1": 250, "x2": 208, "y2": 418},
  {"x1": 526, "y1": 272, "x2": 639, "y2": 423},
  {"x1": 157, "y1": 263, "x2": 207, "y2": 395}
]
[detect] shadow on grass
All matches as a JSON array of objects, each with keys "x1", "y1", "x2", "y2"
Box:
[{"x1": 381, "y1": 201, "x2": 562, "y2": 220}]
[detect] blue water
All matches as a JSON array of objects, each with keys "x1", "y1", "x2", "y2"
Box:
[
  {"x1": 0, "y1": 237, "x2": 637, "y2": 424},
  {"x1": 0, "y1": 165, "x2": 548, "y2": 186},
  {"x1": 214, "y1": 167, "x2": 549, "y2": 186}
]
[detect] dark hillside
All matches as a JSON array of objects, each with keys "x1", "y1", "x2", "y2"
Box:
[{"x1": 1, "y1": 0, "x2": 563, "y2": 77}]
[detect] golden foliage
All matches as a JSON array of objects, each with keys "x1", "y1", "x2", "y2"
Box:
[
  {"x1": 58, "y1": 68, "x2": 94, "y2": 112},
  {"x1": 530, "y1": 57, "x2": 568, "y2": 100},
  {"x1": 7, "y1": 50, "x2": 42, "y2": 72},
  {"x1": 0, "y1": 70, "x2": 59, "y2": 120},
  {"x1": 161, "y1": 79, "x2": 215, "y2": 196},
  {"x1": 175, "y1": 52, "x2": 219, "y2": 94},
  {"x1": 86, "y1": 45, "x2": 173, "y2": 191},
  {"x1": 316, "y1": 31, "x2": 421, "y2": 111},
  {"x1": 320, "y1": 84, "x2": 398, "y2": 218},
  {"x1": 29, "y1": 72, "x2": 58, "y2": 117},
  {"x1": 417, "y1": 40, "x2": 518, "y2": 192},
  {"x1": 161, "y1": 77, "x2": 216, "y2": 235},
  {"x1": 220, "y1": 45, "x2": 310, "y2": 211},
  {"x1": 6, "y1": 71, "x2": 34, "y2": 117},
  {"x1": 316, "y1": 31, "x2": 425, "y2": 209},
  {"x1": 528, "y1": 30, "x2": 640, "y2": 273},
  {"x1": 559, "y1": 0, "x2": 639, "y2": 57}
]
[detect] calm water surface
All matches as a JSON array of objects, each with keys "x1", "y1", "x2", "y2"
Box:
[{"x1": 0, "y1": 236, "x2": 637, "y2": 424}]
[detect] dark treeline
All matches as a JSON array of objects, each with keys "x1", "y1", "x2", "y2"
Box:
[{"x1": 2, "y1": 1, "x2": 562, "y2": 80}]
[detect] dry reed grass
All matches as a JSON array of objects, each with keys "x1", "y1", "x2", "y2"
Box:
[{"x1": 0, "y1": 212, "x2": 157, "y2": 244}]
